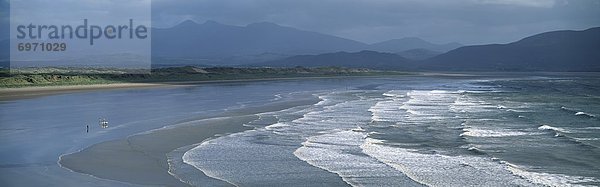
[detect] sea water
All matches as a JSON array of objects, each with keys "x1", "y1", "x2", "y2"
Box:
[
  {"x1": 181, "y1": 73, "x2": 600, "y2": 187},
  {"x1": 1, "y1": 73, "x2": 598, "y2": 186}
]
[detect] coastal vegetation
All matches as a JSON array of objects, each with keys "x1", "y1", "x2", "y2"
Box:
[{"x1": 0, "y1": 66, "x2": 408, "y2": 88}]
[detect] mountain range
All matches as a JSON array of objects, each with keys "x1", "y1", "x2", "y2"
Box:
[
  {"x1": 264, "y1": 27, "x2": 600, "y2": 71},
  {"x1": 0, "y1": 20, "x2": 460, "y2": 68},
  {"x1": 1, "y1": 20, "x2": 598, "y2": 72},
  {"x1": 257, "y1": 50, "x2": 414, "y2": 70},
  {"x1": 152, "y1": 20, "x2": 460, "y2": 63},
  {"x1": 370, "y1": 37, "x2": 461, "y2": 53},
  {"x1": 396, "y1": 49, "x2": 443, "y2": 60},
  {"x1": 424, "y1": 27, "x2": 600, "y2": 71},
  {"x1": 152, "y1": 21, "x2": 366, "y2": 59}
]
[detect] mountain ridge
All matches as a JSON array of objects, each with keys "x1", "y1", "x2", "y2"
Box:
[
  {"x1": 370, "y1": 37, "x2": 462, "y2": 53},
  {"x1": 423, "y1": 27, "x2": 600, "y2": 71},
  {"x1": 152, "y1": 20, "x2": 461, "y2": 62},
  {"x1": 257, "y1": 50, "x2": 414, "y2": 70},
  {"x1": 152, "y1": 20, "x2": 367, "y2": 59}
]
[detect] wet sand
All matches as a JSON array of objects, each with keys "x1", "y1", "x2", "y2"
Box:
[
  {"x1": 60, "y1": 116, "x2": 256, "y2": 186},
  {"x1": 0, "y1": 75, "x2": 402, "y2": 101},
  {"x1": 59, "y1": 98, "x2": 323, "y2": 186}
]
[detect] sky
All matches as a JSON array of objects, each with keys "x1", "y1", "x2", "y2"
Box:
[{"x1": 2, "y1": 0, "x2": 600, "y2": 45}]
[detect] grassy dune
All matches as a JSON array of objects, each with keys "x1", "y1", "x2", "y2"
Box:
[{"x1": 0, "y1": 66, "x2": 410, "y2": 88}]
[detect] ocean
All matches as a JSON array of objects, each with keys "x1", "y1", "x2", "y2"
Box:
[
  {"x1": 180, "y1": 73, "x2": 600, "y2": 186},
  {"x1": 1, "y1": 73, "x2": 599, "y2": 186}
]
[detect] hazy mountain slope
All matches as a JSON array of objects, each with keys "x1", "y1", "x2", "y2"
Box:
[
  {"x1": 396, "y1": 48, "x2": 442, "y2": 60},
  {"x1": 370, "y1": 37, "x2": 462, "y2": 53},
  {"x1": 258, "y1": 50, "x2": 414, "y2": 70},
  {"x1": 152, "y1": 21, "x2": 368, "y2": 58},
  {"x1": 424, "y1": 27, "x2": 600, "y2": 71}
]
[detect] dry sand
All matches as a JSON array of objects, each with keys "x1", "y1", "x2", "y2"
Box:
[
  {"x1": 0, "y1": 83, "x2": 168, "y2": 101},
  {"x1": 0, "y1": 75, "x2": 393, "y2": 101}
]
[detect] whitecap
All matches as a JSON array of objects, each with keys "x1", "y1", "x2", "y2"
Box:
[
  {"x1": 574, "y1": 138, "x2": 600, "y2": 141},
  {"x1": 460, "y1": 127, "x2": 533, "y2": 138},
  {"x1": 575, "y1": 112, "x2": 596, "y2": 118},
  {"x1": 361, "y1": 138, "x2": 533, "y2": 186},
  {"x1": 538, "y1": 125, "x2": 571, "y2": 133},
  {"x1": 506, "y1": 163, "x2": 599, "y2": 187},
  {"x1": 294, "y1": 131, "x2": 421, "y2": 186}
]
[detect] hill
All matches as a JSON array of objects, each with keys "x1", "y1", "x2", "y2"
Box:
[
  {"x1": 258, "y1": 50, "x2": 413, "y2": 70},
  {"x1": 152, "y1": 21, "x2": 368, "y2": 59},
  {"x1": 424, "y1": 27, "x2": 600, "y2": 71},
  {"x1": 370, "y1": 37, "x2": 462, "y2": 53},
  {"x1": 396, "y1": 49, "x2": 442, "y2": 60}
]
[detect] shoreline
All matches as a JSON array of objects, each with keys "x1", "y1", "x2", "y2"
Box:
[
  {"x1": 58, "y1": 97, "x2": 329, "y2": 186},
  {"x1": 3, "y1": 71, "x2": 595, "y2": 101},
  {"x1": 0, "y1": 83, "x2": 169, "y2": 101},
  {"x1": 0, "y1": 75, "x2": 411, "y2": 101},
  {"x1": 60, "y1": 115, "x2": 257, "y2": 187}
]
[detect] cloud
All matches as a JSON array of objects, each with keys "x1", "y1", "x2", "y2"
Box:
[
  {"x1": 149, "y1": 0, "x2": 600, "y2": 44},
  {"x1": 3, "y1": 0, "x2": 599, "y2": 44}
]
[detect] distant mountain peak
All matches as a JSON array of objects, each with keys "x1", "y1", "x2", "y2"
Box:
[
  {"x1": 174, "y1": 20, "x2": 227, "y2": 28},
  {"x1": 397, "y1": 37, "x2": 427, "y2": 42},
  {"x1": 370, "y1": 37, "x2": 462, "y2": 53},
  {"x1": 357, "y1": 50, "x2": 389, "y2": 54},
  {"x1": 246, "y1": 22, "x2": 280, "y2": 27},
  {"x1": 170, "y1": 20, "x2": 202, "y2": 30},
  {"x1": 152, "y1": 20, "x2": 369, "y2": 59},
  {"x1": 202, "y1": 20, "x2": 221, "y2": 26},
  {"x1": 179, "y1": 20, "x2": 199, "y2": 26}
]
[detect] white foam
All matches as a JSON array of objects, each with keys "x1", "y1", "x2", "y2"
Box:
[
  {"x1": 382, "y1": 90, "x2": 406, "y2": 98},
  {"x1": 539, "y1": 125, "x2": 571, "y2": 133},
  {"x1": 405, "y1": 109, "x2": 422, "y2": 115},
  {"x1": 506, "y1": 109, "x2": 528, "y2": 112},
  {"x1": 361, "y1": 138, "x2": 533, "y2": 186},
  {"x1": 507, "y1": 164, "x2": 599, "y2": 187},
  {"x1": 369, "y1": 100, "x2": 406, "y2": 122},
  {"x1": 399, "y1": 90, "x2": 464, "y2": 122},
  {"x1": 368, "y1": 91, "x2": 408, "y2": 122},
  {"x1": 294, "y1": 131, "x2": 420, "y2": 186},
  {"x1": 265, "y1": 122, "x2": 289, "y2": 130},
  {"x1": 429, "y1": 90, "x2": 450, "y2": 94},
  {"x1": 574, "y1": 138, "x2": 600, "y2": 141},
  {"x1": 460, "y1": 127, "x2": 533, "y2": 138},
  {"x1": 314, "y1": 95, "x2": 330, "y2": 106},
  {"x1": 575, "y1": 112, "x2": 596, "y2": 118},
  {"x1": 351, "y1": 126, "x2": 366, "y2": 132},
  {"x1": 450, "y1": 94, "x2": 496, "y2": 114}
]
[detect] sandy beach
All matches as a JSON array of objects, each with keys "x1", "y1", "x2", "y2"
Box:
[
  {"x1": 59, "y1": 97, "x2": 322, "y2": 186},
  {"x1": 60, "y1": 116, "x2": 256, "y2": 186},
  {"x1": 0, "y1": 75, "x2": 407, "y2": 101},
  {"x1": 0, "y1": 83, "x2": 168, "y2": 101}
]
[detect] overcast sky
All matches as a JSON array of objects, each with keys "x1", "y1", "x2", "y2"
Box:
[
  {"x1": 150, "y1": 0, "x2": 600, "y2": 45},
  {"x1": 2, "y1": 0, "x2": 600, "y2": 45}
]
